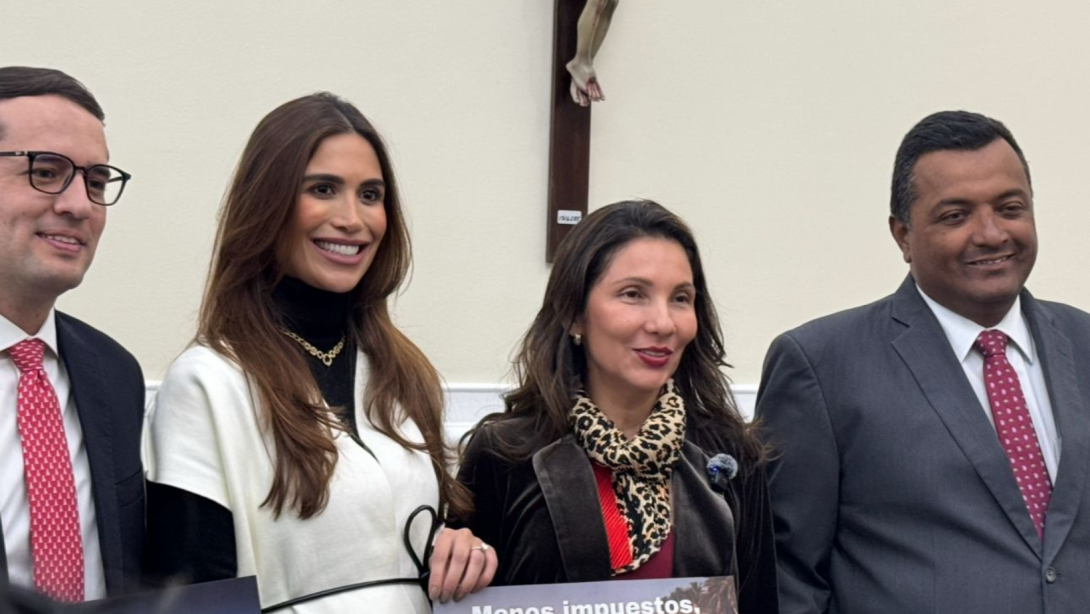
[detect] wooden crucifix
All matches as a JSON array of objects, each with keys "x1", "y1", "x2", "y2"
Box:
[{"x1": 546, "y1": 0, "x2": 619, "y2": 262}]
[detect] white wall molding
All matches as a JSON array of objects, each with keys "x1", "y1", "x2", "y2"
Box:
[{"x1": 145, "y1": 381, "x2": 758, "y2": 440}]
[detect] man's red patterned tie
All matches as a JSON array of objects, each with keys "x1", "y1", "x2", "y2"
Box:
[
  {"x1": 975, "y1": 330, "x2": 1053, "y2": 540},
  {"x1": 10, "y1": 338, "x2": 84, "y2": 602}
]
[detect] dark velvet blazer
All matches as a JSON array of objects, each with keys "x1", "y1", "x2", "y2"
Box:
[
  {"x1": 457, "y1": 415, "x2": 779, "y2": 614},
  {"x1": 0, "y1": 312, "x2": 146, "y2": 596}
]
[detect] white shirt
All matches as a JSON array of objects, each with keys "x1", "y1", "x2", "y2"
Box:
[
  {"x1": 918, "y1": 288, "x2": 1061, "y2": 479},
  {"x1": 146, "y1": 345, "x2": 437, "y2": 613},
  {"x1": 0, "y1": 310, "x2": 106, "y2": 600}
]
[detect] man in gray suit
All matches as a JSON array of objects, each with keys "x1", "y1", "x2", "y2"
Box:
[{"x1": 755, "y1": 110, "x2": 1090, "y2": 613}]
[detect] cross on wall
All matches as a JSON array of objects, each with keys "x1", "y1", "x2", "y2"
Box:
[{"x1": 546, "y1": 0, "x2": 592, "y2": 262}]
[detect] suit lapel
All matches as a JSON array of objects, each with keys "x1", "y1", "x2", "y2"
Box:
[
  {"x1": 1023, "y1": 295, "x2": 1090, "y2": 562},
  {"x1": 532, "y1": 436, "x2": 612, "y2": 581},
  {"x1": 672, "y1": 441, "x2": 735, "y2": 578},
  {"x1": 56, "y1": 314, "x2": 123, "y2": 591},
  {"x1": 889, "y1": 277, "x2": 1043, "y2": 558}
]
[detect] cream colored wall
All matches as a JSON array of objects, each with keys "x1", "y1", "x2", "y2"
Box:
[{"x1": 5, "y1": 2, "x2": 1090, "y2": 387}]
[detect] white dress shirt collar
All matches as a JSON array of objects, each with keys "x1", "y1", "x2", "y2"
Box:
[
  {"x1": 0, "y1": 309, "x2": 60, "y2": 357},
  {"x1": 915, "y1": 286, "x2": 1036, "y2": 366}
]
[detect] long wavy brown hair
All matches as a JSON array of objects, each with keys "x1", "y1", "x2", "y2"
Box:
[
  {"x1": 198, "y1": 92, "x2": 468, "y2": 519},
  {"x1": 468, "y1": 200, "x2": 768, "y2": 471}
]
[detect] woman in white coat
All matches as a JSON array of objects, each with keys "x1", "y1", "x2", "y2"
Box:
[{"x1": 144, "y1": 92, "x2": 495, "y2": 612}]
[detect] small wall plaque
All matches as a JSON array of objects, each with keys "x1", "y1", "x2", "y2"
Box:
[{"x1": 557, "y1": 210, "x2": 583, "y2": 225}]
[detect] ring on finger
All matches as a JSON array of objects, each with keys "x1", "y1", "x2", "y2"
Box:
[{"x1": 472, "y1": 543, "x2": 491, "y2": 553}]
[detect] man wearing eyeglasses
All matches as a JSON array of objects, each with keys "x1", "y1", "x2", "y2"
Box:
[{"x1": 0, "y1": 67, "x2": 144, "y2": 602}]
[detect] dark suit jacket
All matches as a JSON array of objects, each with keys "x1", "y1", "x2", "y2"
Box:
[
  {"x1": 755, "y1": 275, "x2": 1090, "y2": 614},
  {"x1": 0, "y1": 312, "x2": 146, "y2": 596},
  {"x1": 457, "y1": 415, "x2": 779, "y2": 614}
]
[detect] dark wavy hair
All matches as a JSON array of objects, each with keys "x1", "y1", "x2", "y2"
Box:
[
  {"x1": 468, "y1": 199, "x2": 767, "y2": 469},
  {"x1": 199, "y1": 92, "x2": 468, "y2": 519}
]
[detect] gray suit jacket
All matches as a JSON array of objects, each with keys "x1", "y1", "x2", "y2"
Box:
[{"x1": 755, "y1": 276, "x2": 1090, "y2": 614}]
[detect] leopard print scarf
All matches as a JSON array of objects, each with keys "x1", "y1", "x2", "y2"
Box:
[{"x1": 571, "y1": 379, "x2": 686, "y2": 575}]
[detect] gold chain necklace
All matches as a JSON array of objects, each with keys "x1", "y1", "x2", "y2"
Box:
[{"x1": 280, "y1": 329, "x2": 346, "y2": 367}]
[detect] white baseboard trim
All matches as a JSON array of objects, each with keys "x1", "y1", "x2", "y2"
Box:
[{"x1": 145, "y1": 381, "x2": 758, "y2": 441}]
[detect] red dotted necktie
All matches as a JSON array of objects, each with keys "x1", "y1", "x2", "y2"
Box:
[
  {"x1": 975, "y1": 330, "x2": 1052, "y2": 540},
  {"x1": 9, "y1": 338, "x2": 85, "y2": 602}
]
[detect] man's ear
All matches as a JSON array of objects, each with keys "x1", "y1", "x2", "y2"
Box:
[{"x1": 889, "y1": 215, "x2": 912, "y2": 264}]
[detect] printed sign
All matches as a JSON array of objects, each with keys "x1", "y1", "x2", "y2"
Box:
[
  {"x1": 73, "y1": 576, "x2": 261, "y2": 613},
  {"x1": 434, "y1": 576, "x2": 737, "y2": 614}
]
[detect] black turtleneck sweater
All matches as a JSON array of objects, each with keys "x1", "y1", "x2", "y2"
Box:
[
  {"x1": 275, "y1": 275, "x2": 358, "y2": 430},
  {"x1": 145, "y1": 277, "x2": 358, "y2": 586}
]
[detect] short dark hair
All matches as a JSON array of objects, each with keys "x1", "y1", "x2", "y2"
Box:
[
  {"x1": 0, "y1": 66, "x2": 104, "y2": 140},
  {"x1": 890, "y1": 110, "x2": 1030, "y2": 225}
]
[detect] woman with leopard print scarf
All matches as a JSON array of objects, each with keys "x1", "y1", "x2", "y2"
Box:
[{"x1": 455, "y1": 201, "x2": 779, "y2": 614}]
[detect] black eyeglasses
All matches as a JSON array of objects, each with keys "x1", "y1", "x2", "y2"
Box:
[{"x1": 0, "y1": 150, "x2": 131, "y2": 206}]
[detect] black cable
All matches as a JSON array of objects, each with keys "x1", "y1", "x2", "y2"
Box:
[{"x1": 260, "y1": 505, "x2": 440, "y2": 613}]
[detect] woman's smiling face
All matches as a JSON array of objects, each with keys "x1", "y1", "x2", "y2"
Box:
[
  {"x1": 279, "y1": 132, "x2": 387, "y2": 293},
  {"x1": 574, "y1": 236, "x2": 698, "y2": 403}
]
